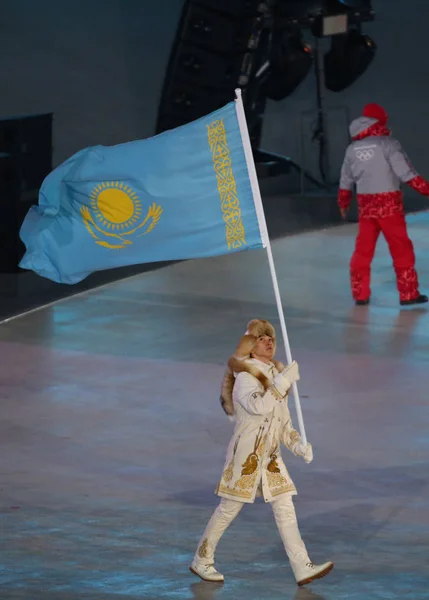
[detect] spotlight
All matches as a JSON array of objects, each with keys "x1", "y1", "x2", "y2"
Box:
[
  {"x1": 260, "y1": 31, "x2": 313, "y2": 101},
  {"x1": 324, "y1": 26, "x2": 376, "y2": 91},
  {"x1": 319, "y1": 13, "x2": 348, "y2": 36}
]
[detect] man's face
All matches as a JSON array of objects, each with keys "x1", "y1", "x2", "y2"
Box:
[{"x1": 251, "y1": 335, "x2": 274, "y2": 362}]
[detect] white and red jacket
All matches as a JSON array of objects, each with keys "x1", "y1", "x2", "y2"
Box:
[{"x1": 338, "y1": 117, "x2": 429, "y2": 219}]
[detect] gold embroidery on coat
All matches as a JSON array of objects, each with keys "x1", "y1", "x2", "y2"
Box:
[
  {"x1": 216, "y1": 482, "x2": 253, "y2": 499},
  {"x1": 232, "y1": 428, "x2": 267, "y2": 492},
  {"x1": 267, "y1": 470, "x2": 289, "y2": 489},
  {"x1": 267, "y1": 454, "x2": 281, "y2": 474},
  {"x1": 222, "y1": 437, "x2": 240, "y2": 482},
  {"x1": 267, "y1": 438, "x2": 293, "y2": 492},
  {"x1": 198, "y1": 538, "x2": 209, "y2": 559},
  {"x1": 270, "y1": 480, "x2": 296, "y2": 496},
  {"x1": 241, "y1": 455, "x2": 259, "y2": 476},
  {"x1": 258, "y1": 432, "x2": 269, "y2": 458},
  {"x1": 235, "y1": 470, "x2": 259, "y2": 491},
  {"x1": 240, "y1": 427, "x2": 265, "y2": 476}
]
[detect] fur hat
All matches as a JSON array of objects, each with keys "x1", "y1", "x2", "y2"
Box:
[
  {"x1": 363, "y1": 103, "x2": 388, "y2": 125},
  {"x1": 235, "y1": 319, "x2": 276, "y2": 358},
  {"x1": 219, "y1": 319, "x2": 284, "y2": 418}
]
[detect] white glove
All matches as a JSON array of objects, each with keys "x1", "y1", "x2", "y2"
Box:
[
  {"x1": 281, "y1": 361, "x2": 300, "y2": 385},
  {"x1": 294, "y1": 442, "x2": 313, "y2": 464},
  {"x1": 272, "y1": 361, "x2": 300, "y2": 397}
]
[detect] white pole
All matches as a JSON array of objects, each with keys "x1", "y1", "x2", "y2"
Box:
[{"x1": 234, "y1": 88, "x2": 308, "y2": 446}]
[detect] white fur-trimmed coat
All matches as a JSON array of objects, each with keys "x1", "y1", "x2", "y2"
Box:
[{"x1": 215, "y1": 358, "x2": 303, "y2": 504}]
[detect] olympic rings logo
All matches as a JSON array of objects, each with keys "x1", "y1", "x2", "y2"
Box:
[{"x1": 355, "y1": 149, "x2": 374, "y2": 161}]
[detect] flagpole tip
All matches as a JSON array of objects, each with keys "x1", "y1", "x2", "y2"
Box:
[{"x1": 234, "y1": 88, "x2": 242, "y2": 100}]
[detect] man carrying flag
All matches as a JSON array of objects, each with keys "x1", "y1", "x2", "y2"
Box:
[
  {"x1": 190, "y1": 319, "x2": 334, "y2": 586},
  {"x1": 20, "y1": 91, "x2": 326, "y2": 585}
]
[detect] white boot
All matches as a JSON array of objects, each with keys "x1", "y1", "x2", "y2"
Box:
[
  {"x1": 271, "y1": 496, "x2": 333, "y2": 586},
  {"x1": 295, "y1": 561, "x2": 334, "y2": 586},
  {"x1": 190, "y1": 499, "x2": 242, "y2": 583},
  {"x1": 189, "y1": 560, "x2": 225, "y2": 583}
]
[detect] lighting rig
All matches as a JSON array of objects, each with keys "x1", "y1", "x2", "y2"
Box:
[{"x1": 156, "y1": 0, "x2": 376, "y2": 184}]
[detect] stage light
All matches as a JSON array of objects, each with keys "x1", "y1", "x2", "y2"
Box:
[{"x1": 324, "y1": 27, "x2": 376, "y2": 91}]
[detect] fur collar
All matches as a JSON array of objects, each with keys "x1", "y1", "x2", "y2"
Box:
[{"x1": 219, "y1": 357, "x2": 284, "y2": 417}]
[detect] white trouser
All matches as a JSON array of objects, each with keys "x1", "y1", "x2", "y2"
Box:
[{"x1": 193, "y1": 495, "x2": 311, "y2": 577}]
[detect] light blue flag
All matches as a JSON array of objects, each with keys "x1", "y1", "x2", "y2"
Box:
[{"x1": 19, "y1": 99, "x2": 266, "y2": 284}]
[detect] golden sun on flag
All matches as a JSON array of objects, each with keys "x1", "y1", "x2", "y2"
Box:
[
  {"x1": 89, "y1": 182, "x2": 142, "y2": 231},
  {"x1": 81, "y1": 181, "x2": 163, "y2": 250}
]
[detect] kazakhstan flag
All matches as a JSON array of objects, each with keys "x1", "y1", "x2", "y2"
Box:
[{"x1": 19, "y1": 98, "x2": 266, "y2": 284}]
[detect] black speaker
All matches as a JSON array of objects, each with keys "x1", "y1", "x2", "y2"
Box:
[
  {"x1": 156, "y1": 0, "x2": 264, "y2": 134},
  {"x1": 0, "y1": 113, "x2": 53, "y2": 272},
  {"x1": 261, "y1": 31, "x2": 313, "y2": 101},
  {"x1": 324, "y1": 29, "x2": 376, "y2": 91}
]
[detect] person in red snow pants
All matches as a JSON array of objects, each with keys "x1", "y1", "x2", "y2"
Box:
[{"x1": 338, "y1": 103, "x2": 429, "y2": 306}]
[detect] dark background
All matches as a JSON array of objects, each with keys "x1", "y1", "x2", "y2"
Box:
[
  {"x1": 1, "y1": 1, "x2": 424, "y2": 176},
  {"x1": 0, "y1": 0, "x2": 427, "y2": 318}
]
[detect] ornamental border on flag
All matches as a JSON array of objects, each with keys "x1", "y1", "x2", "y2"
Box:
[{"x1": 207, "y1": 118, "x2": 246, "y2": 250}]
